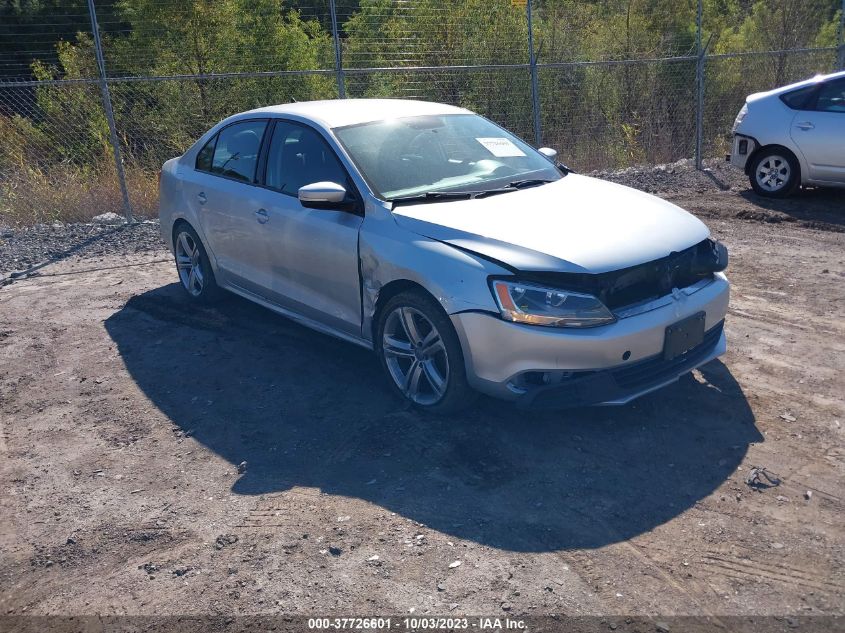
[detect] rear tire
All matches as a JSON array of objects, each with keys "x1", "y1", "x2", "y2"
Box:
[
  {"x1": 172, "y1": 223, "x2": 221, "y2": 304},
  {"x1": 749, "y1": 148, "x2": 799, "y2": 198},
  {"x1": 376, "y1": 290, "x2": 476, "y2": 413}
]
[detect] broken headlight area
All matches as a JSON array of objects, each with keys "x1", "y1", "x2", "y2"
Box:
[
  {"x1": 490, "y1": 279, "x2": 616, "y2": 328},
  {"x1": 513, "y1": 238, "x2": 728, "y2": 313},
  {"x1": 732, "y1": 103, "x2": 748, "y2": 132}
]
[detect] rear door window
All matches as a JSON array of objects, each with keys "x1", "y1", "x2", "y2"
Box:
[
  {"x1": 210, "y1": 120, "x2": 268, "y2": 183},
  {"x1": 815, "y1": 78, "x2": 845, "y2": 113}
]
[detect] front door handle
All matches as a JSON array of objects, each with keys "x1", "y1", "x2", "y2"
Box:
[
  {"x1": 255, "y1": 208, "x2": 269, "y2": 224},
  {"x1": 795, "y1": 121, "x2": 815, "y2": 130},
  {"x1": 197, "y1": 192, "x2": 207, "y2": 205}
]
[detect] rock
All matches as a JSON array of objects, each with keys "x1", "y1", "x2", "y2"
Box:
[
  {"x1": 91, "y1": 212, "x2": 124, "y2": 225},
  {"x1": 214, "y1": 534, "x2": 238, "y2": 550},
  {"x1": 501, "y1": 602, "x2": 512, "y2": 611},
  {"x1": 804, "y1": 490, "x2": 813, "y2": 500},
  {"x1": 329, "y1": 546, "x2": 342, "y2": 556},
  {"x1": 236, "y1": 461, "x2": 247, "y2": 474},
  {"x1": 779, "y1": 413, "x2": 797, "y2": 422},
  {"x1": 437, "y1": 582, "x2": 446, "y2": 592},
  {"x1": 771, "y1": 542, "x2": 784, "y2": 549},
  {"x1": 656, "y1": 623, "x2": 671, "y2": 633},
  {"x1": 448, "y1": 560, "x2": 462, "y2": 569}
]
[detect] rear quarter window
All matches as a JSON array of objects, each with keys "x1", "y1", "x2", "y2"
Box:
[
  {"x1": 195, "y1": 135, "x2": 217, "y2": 171},
  {"x1": 779, "y1": 85, "x2": 817, "y2": 110}
]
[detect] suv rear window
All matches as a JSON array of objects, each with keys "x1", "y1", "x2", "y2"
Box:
[{"x1": 780, "y1": 85, "x2": 817, "y2": 110}]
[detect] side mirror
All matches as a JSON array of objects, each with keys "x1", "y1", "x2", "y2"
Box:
[
  {"x1": 298, "y1": 182, "x2": 347, "y2": 209},
  {"x1": 538, "y1": 147, "x2": 558, "y2": 161}
]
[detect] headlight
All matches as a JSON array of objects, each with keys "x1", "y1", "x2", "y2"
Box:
[
  {"x1": 732, "y1": 104, "x2": 748, "y2": 132},
  {"x1": 490, "y1": 279, "x2": 616, "y2": 328}
]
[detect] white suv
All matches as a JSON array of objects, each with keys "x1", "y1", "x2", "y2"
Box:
[{"x1": 728, "y1": 70, "x2": 845, "y2": 197}]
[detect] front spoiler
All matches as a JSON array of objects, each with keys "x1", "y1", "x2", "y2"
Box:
[{"x1": 517, "y1": 322, "x2": 726, "y2": 409}]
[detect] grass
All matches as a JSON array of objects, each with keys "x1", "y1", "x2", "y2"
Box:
[{"x1": 0, "y1": 161, "x2": 158, "y2": 226}]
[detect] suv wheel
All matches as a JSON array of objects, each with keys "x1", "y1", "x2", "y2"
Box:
[
  {"x1": 376, "y1": 290, "x2": 476, "y2": 413},
  {"x1": 749, "y1": 149, "x2": 799, "y2": 198}
]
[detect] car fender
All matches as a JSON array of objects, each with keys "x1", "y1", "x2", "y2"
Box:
[
  {"x1": 358, "y1": 202, "x2": 509, "y2": 343},
  {"x1": 159, "y1": 157, "x2": 226, "y2": 276}
]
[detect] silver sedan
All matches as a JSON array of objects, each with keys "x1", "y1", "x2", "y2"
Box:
[{"x1": 160, "y1": 99, "x2": 729, "y2": 411}]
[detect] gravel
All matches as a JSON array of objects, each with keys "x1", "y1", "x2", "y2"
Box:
[
  {"x1": 588, "y1": 157, "x2": 750, "y2": 195},
  {"x1": 0, "y1": 220, "x2": 166, "y2": 276}
]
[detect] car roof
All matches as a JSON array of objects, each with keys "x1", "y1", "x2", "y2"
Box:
[
  {"x1": 243, "y1": 98, "x2": 473, "y2": 129},
  {"x1": 748, "y1": 69, "x2": 845, "y2": 101}
]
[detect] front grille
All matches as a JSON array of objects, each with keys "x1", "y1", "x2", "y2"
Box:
[{"x1": 518, "y1": 238, "x2": 725, "y2": 310}]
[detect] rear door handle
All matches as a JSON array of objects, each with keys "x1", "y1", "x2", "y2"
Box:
[
  {"x1": 795, "y1": 121, "x2": 815, "y2": 130},
  {"x1": 255, "y1": 208, "x2": 269, "y2": 224},
  {"x1": 197, "y1": 192, "x2": 207, "y2": 205}
]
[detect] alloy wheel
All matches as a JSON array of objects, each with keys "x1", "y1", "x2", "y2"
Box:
[
  {"x1": 382, "y1": 306, "x2": 450, "y2": 405},
  {"x1": 175, "y1": 231, "x2": 205, "y2": 297},
  {"x1": 755, "y1": 155, "x2": 791, "y2": 193}
]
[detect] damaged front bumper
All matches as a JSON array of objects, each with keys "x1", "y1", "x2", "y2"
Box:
[
  {"x1": 515, "y1": 321, "x2": 725, "y2": 409},
  {"x1": 450, "y1": 273, "x2": 729, "y2": 408},
  {"x1": 726, "y1": 134, "x2": 758, "y2": 170}
]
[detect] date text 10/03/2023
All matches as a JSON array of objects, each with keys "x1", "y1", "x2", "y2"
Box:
[{"x1": 307, "y1": 617, "x2": 527, "y2": 630}]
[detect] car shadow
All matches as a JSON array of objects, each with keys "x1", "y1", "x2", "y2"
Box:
[
  {"x1": 104, "y1": 283, "x2": 761, "y2": 552},
  {"x1": 738, "y1": 186, "x2": 845, "y2": 227}
]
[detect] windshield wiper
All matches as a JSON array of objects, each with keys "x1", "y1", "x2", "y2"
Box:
[
  {"x1": 506, "y1": 178, "x2": 557, "y2": 189},
  {"x1": 390, "y1": 179, "x2": 559, "y2": 206},
  {"x1": 391, "y1": 190, "x2": 488, "y2": 206}
]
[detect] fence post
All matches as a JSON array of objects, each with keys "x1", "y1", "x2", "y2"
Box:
[
  {"x1": 694, "y1": 0, "x2": 704, "y2": 170},
  {"x1": 526, "y1": 0, "x2": 542, "y2": 146},
  {"x1": 86, "y1": 0, "x2": 133, "y2": 223},
  {"x1": 329, "y1": 0, "x2": 346, "y2": 98},
  {"x1": 838, "y1": 0, "x2": 845, "y2": 69}
]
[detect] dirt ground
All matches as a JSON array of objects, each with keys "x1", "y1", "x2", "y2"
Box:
[{"x1": 1, "y1": 163, "x2": 843, "y2": 628}]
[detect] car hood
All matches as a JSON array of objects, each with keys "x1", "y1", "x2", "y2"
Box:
[{"x1": 390, "y1": 174, "x2": 710, "y2": 273}]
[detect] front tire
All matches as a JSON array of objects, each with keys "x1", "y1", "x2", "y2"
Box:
[
  {"x1": 376, "y1": 290, "x2": 476, "y2": 413},
  {"x1": 749, "y1": 149, "x2": 799, "y2": 198},
  {"x1": 173, "y1": 223, "x2": 221, "y2": 304}
]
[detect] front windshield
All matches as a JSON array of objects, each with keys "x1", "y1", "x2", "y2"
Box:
[{"x1": 333, "y1": 114, "x2": 561, "y2": 200}]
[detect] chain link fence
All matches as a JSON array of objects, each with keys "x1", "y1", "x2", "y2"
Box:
[{"x1": 1, "y1": 0, "x2": 843, "y2": 224}]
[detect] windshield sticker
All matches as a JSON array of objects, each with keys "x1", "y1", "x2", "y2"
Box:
[{"x1": 475, "y1": 137, "x2": 526, "y2": 158}]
